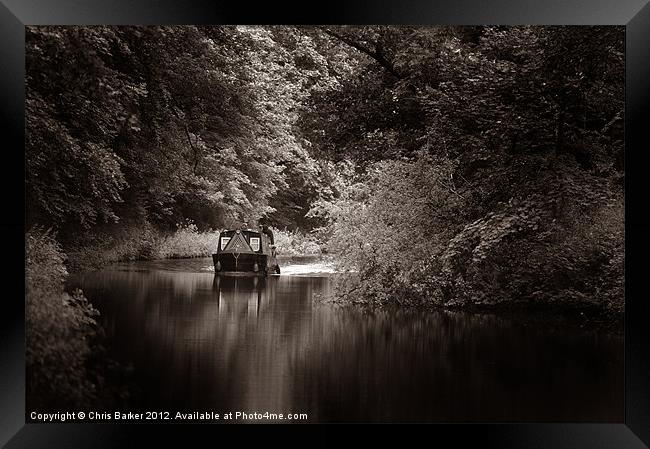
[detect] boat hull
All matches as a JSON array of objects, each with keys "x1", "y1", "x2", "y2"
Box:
[{"x1": 213, "y1": 253, "x2": 268, "y2": 275}]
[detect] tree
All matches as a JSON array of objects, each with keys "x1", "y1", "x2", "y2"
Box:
[
  {"x1": 302, "y1": 26, "x2": 624, "y2": 311},
  {"x1": 26, "y1": 26, "x2": 330, "y2": 240}
]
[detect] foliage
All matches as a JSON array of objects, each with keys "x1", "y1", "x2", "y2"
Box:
[
  {"x1": 305, "y1": 26, "x2": 624, "y2": 313},
  {"x1": 65, "y1": 221, "x2": 221, "y2": 270},
  {"x1": 25, "y1": 26, "x2": 329, "y2": 243},
  {"x1": 271, "y1": 226, "x2": 322, "y2": 256},
  {"x1": 26, "y1": 228, "x2": 100, "y2": 409},
  {"x1": 63, "y1": 220, "x2": 162, "y2": 271},
  {"x1": 156, "y1": 223, "x2": 220, "y2": 259}
]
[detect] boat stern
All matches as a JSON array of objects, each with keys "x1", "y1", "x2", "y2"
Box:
[{"x1": 213, "y1": 252, "x2": 268, "y2": 275}]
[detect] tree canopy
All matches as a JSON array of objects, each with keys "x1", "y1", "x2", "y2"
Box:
[
  {"x1": 303, "y1": 26, "x2": 623, "y2": 309},
  {"x1": 26, "y1": 26, "x2": 331, "y2": 237}
]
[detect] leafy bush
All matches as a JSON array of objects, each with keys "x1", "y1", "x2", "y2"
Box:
[
  {"x1": 156, "y1": 223, "x2": 220, "y2": 259},
  {"x1": 311, "y1": 155, "x2": 464, "y2": 305},
  {"x1": 26, "y1": 228, "x2": 100, "y2": 409},
  {"x1": 64, "y1": 221, "x2": 162, "y2": 271},
  {"x1": 271, "y1": 226, "x2": 323, "y2": 256},
  {"x1": 317, "y1": 154, "x2": 624, "y2": 316},
  {"x1": 64, "y1": 221, "x2": 220, "y2": 270}
]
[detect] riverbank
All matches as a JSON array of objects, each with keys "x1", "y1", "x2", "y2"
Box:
[
  {"x1": 445, "y1": 300, "x2": 623, "y2": 334},
  {"x1": 26, "y1": 229, "x2": 134, "y2": 411},
  {"x1": 318, "y1": 271, "x2": 624, "y2": 333},
  {"x1": 317, "y1": 289, "x2": 623, "y2": 334},
  {"x1": 64, "y1": 224, "x2": 323, "y2": 272},
  {"x1": 55, "y1": 218, "x2": 622, "y2": 332}
]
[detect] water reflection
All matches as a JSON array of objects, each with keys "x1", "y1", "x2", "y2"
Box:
[{"x1": 69, "y1": 259, "x2": 623, "y2": 422}]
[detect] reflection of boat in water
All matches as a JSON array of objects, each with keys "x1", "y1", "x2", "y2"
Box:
[
  {"x1": 212, "y1": 227, "x2": 280, "y2": 276},
  {"x1": 212, "y1": 275, "x2": 274, "y2": 318},
  {"x1": 212, "y1": 274, "x2": 267, "y2": 292}
]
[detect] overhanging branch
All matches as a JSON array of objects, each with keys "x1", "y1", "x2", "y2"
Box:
[{"x1": 321, "y1": 27, "x2": 404, "y2": 80}]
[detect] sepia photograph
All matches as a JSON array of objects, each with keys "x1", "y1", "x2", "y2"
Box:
[{"x1": 25, "y1": 25, "x2": 624, "y2": 423}]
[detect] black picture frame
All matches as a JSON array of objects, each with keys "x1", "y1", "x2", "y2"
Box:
[{"x1": 1, "y1": 1, "x2": 649, "y2": 447}]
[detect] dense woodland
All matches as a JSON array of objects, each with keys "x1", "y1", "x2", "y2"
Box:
[
  {"x1": 27, "y1": 25, "x2": 624, "y2": 308},
  {"x1": 26, "y1": 24, "x2": 624, "y2": 409}
]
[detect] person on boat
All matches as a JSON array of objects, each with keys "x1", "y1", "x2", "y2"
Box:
[
  {"x1": 259, "y1": 221, "x2": 274, "y2": 245},
  {"x1": 258, "y1": 219, "x2": 280, "y2": 274}
]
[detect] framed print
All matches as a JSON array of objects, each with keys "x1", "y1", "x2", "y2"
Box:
[{"x1": 1, "y1": 0, "x2": 650, "y2": 447}]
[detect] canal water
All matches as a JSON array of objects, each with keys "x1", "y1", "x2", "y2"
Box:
[{"x1": 68, "y1": 257, "x2": 623, "y2": 422}]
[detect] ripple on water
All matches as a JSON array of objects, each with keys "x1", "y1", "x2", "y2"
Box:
[{"x1": 200, "y1": 261, "x2": 339, "y2": 276}]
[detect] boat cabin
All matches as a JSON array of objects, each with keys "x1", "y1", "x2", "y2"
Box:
[{"x1": 213, "y1": 227, "x2": 280, "y2": 275}]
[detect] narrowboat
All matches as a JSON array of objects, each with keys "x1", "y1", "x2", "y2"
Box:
[{"x1": 213, "y1": 227, "x2": 280, "y2": 276}]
